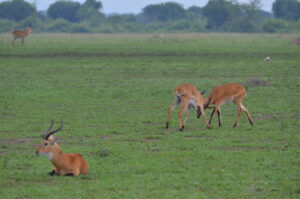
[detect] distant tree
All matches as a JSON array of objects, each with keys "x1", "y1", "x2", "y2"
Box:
[
  {"x1": 262, "y1": 19, "x2": 288, "y2": 33},
  {"x1": 107, "y1": 14, "x2": 137, "y2": 24},
  {"x1": 224, "y1": 0, "x2": 263, "y2": 32},
  {"x1": 82, "y1": 0, "x2": 102, "y2": 10},
  {"x1": 0, "y1": 0, "x2": 36, "y2": 21},
  {"x1": 187, "y1": 6, "x2": 203, "y2": 17},
  {"x1": 142, "y1": 2, "x2": 186, "y2": 22},
  {"x1": 272, "y1": 0, "x2": 300, "y2": 21},
  {"x1": 77, "y1": 0, "x2": 104, "y2": 22},
  {"x1": 142, "y1": 4, "x2": 162, "y2": 22},
  {"x1": 202, "y1": 0, "x2": 240, "y2": 30},
  {"x1": 186, "y1": 6, "x2": 204, "y2": 22},
  {"x1": 47, "y1": 1, "x2": 81, "y2": 22}
]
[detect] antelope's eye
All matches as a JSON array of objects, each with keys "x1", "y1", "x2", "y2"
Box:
[{"x1": 44, "y1": 142, "x2": 48, "y2": 146}]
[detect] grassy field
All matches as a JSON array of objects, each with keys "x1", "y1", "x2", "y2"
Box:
[{"x1": 0, "y1": 33, "x2": 299, "y2": 199}]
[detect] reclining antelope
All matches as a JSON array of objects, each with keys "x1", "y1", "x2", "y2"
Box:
[
  {"x1": 12, "y1": 24, "x2": 32, "y2": 46},
  {"x1": 204, "y1": 83, "x2": 254, "y2": 127},
  {"x1": 36, "y1": 120, "x2": 89, "y2": 176},
  {"x1": 166, "y1": 83, "x2": 211, "y2": 131}
]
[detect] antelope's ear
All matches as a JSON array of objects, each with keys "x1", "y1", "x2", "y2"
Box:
[{"x1": 50, "y1": 136, "x2": 59, "y2": 145}]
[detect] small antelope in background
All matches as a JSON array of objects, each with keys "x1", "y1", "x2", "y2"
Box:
[
  {"x1": 166, "y1": 83, "x2": 211, "y2": 131},
  {"x1": 36, "y1": 120, "x2": 89, "y2": 176},
  {"x1": 12, "y1": 24, "x2": 32, "y2": 46},
  {"x1": 204, "y1": 83, "x2": 253, "y2": 127}
]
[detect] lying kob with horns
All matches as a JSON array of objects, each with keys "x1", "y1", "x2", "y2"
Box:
[{"x1": 36, "y1": 120, "x2": 89, "y2": 176}]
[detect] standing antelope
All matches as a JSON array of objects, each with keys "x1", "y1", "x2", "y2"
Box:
[
  {"x1": 12, "y1": 25, "x2": 32, "y2": 46},
  {"x1": 166, "y1": 83, "x2": 211, "y2": 131},
  {"x1": 204, "y1": 83, "x2": 254, "y2": 127},
  {"x1": 36, "y1": 120, "x2": 89, "y2": 176}
]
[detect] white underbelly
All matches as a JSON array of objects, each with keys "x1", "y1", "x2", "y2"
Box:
[{"x1": 188, "y1": 99, "x2": 197, "y2": 110}]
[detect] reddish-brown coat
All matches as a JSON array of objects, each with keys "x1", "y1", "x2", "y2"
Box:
[
  {"x1": 204, "y1": 83, "x2": 253, "y2": 127},
  {"x1": 12, "y1": 26, "x2": 32, "y2": 45},
  {"x1": 37, "y1": 139, "x2": 89, "y2": 176},
  {"x1": 166, "y1": 83, "x2": 210, "y2": 131}
]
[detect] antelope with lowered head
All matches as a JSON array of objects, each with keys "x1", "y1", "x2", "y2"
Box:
[
  {"x1": 36, "y1": 120, "x2": 89, "y2": 176},
  {"x1": 166, "y1": 83, "x2": 211, "y2": 131},
  {"x1": 204, "y1": 83, "x2": 254, "y2": 127},
  {"x1": 12, "y1": 24, "x2": 32, "y2": 46}
]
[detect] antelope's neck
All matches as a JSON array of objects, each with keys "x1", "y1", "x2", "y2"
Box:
[{"x1": 49, "y1": 145, "x2": 64, "y2": 161}]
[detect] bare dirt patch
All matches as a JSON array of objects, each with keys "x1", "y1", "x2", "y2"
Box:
[
  {"x1": 220, "y1": 147, "x2": 287, "y2": 151},
  {"x1": 0, "y1": 137, "x2": 36, "y2": 145},
  {"x1": 248, "y1": 77, "x2": 271, "y2": 86},
  {"x1": 100, "y1": 134, "x2": 123, "y2": 140},
  {"x1": 289, "y1": 37, "x2": 300, "y2": 45},
  {"x1": 185, "y1": 135, "x2": 218, "y2": 140},
  {"x1": 140, "y1": 137, "x2": 160, "y2": 143},
  {"x1": 254, "y1": 112, "x2": 300, "y2": 121}
]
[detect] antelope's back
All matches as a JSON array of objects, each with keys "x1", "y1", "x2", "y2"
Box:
[{"x1": 210, "y1": 83, "x2": 246, "y2": 102}]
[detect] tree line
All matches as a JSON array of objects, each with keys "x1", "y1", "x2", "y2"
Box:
[{"x1": 0, "y1": 0, "x2": 299, "y2": 33}]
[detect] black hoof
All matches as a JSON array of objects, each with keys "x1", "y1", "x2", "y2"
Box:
[
  {"x1": 64, "y1": 173, "x2": 74, "y2": 176},
  {"x1": 48, "y1": 170, "x2": 56, "y2": 176},
  {"x1": 179, "y1": 126, "x2": 185, "y2": 132}
]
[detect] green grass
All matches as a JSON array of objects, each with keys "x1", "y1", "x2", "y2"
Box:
[{"x1": 0, "y1": 33, "x2": 299, "y2": 199}]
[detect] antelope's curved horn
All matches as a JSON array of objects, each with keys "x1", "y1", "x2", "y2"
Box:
[
  {"x1": 44, "y1": 120, "x2": 63, "y2": 140},
  {"x1": 42, "y1": 120, "x2": 54, "y2": 139}
]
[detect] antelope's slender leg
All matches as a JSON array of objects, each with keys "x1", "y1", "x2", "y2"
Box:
[
  {"x1": 233, "y1": 98, "x2": 242, "y2": 127},
  {"x1": 183, "y1": 108, "x2": 190, "y2": 130},
  {"x1": 216, "y1": 105, "x2": 222, "y2": 127},
  {"x1": 241, "y1": 104, "x2": 253, "y2": 126},
  {"x1": 166, "y1": 96, "x2": 180, "y2": 129},
  {"x1": 199, "y1": 105, "x2": 211, "y2": 129},
  {"x1": 21, "y1": 38, "x2": 24, "y2": 46},
  {"x1": 209, "y1": 107, "x2": 216, "y2": 125},
  {"x1": 178, "y1": 98, "x2": 189, "y2": 131}
]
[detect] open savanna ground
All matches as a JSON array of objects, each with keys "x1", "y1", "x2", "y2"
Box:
[{"x1": 0, "y1": 33, "x2": 299, "y2": 199}]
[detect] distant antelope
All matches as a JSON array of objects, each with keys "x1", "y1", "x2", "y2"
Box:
[
  {"x1": 204, "y1": 83, "x2": 253, "y2": 127},
  {"x1": 36, "y1": 120, "x2": 89, "y2": 176},
  {"x1": 12, "y1": 25, "x2": 32, "y2": 46},
  {"x1": 166, "y1": 83, "x2": 211, "y2": 131}
]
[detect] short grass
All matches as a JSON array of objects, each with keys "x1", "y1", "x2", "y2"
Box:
[{"x1": 0, "y1": 33, "x2": 299, "y2": 199}]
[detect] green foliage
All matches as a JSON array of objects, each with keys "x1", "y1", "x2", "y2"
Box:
[
  {"x1": 83, "y1": 0, "x2": 102, "y2": 10},
  {"x1": 0, "y1": 0, "x2": 300, "y2": 33},
  {"x1": 46, "y1": 19, "x2": 73, "y2": 32},
  {"x1": 0, "y1": 19, "x2": 14, "y2": 33},
  {"x1": 224, "y1": 1, "x2": 263, "y2": 33},
  {"x1": 262, "y1": 19, "x2": 300, "y2": 33},
  {"x1": 70, "y1": 23, "x2": 90, "y2": 33},
  {"x1": 202, "y1": 0, "x2": 241, "y2": 30},
  {"x1": 142, "y1": 2, "x2": 186, "y2": 22},
  {"x1": 262, "y1": 19, "x2": 289, "y2": 33},
  {"x1": 0, "y1": 34, "x2": 299, "y2": 198},
  {"x1": 272, "y1": 0, "x2": 300, "y2": 21},
  {"x1": 47, "y1": 1, "x2": 81, "y2": 22},
  {"x1": 0, "y1": 0, "x2": 36, "y2": 21},
  {"x1": 76, "y1": 6, "x2": 104, "y2": 22},
  {"x1": 186, "y1": 6, "x2": 203, "y2": 20}
]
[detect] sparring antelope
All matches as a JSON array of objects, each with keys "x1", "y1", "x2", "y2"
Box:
[
  {"x1": 204, "y1": 83, "x2": 253, "y2": 127},
  {"x1": 12, "y1": 25, "x2": 32, "y2": 46},
  {"x1": 36, "y1": 120, "x2": 89, "y2": 176},
  {"x1": 166, "y1": 83, "x2": 211, "y2": 131}
]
